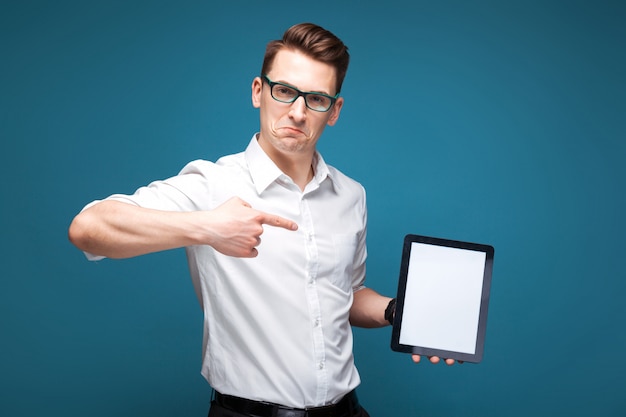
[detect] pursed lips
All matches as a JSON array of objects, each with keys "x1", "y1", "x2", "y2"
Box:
[{"x1": 277, "y1": 125, "x2": 308, "y2": 136}]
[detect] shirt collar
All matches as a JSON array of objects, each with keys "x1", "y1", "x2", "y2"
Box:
[{"x1": 245, "y1": 134, "x2": 339, "y2": 194}]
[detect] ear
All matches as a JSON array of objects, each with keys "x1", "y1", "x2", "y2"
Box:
[
  {"x1": 252, "y1": 77, "x2": 262, "y2": 108},
  {"x1": 326, "y1": 97, "x2": 344, "y2": 126}
]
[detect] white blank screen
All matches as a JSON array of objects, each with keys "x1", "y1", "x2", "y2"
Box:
[{"x1": 398, "y1": 242, "x2": 486, "y2": 354}]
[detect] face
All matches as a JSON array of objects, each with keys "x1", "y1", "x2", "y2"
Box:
[{"x1": 252, "y1": 49, "x2": 344, "y2": 161}]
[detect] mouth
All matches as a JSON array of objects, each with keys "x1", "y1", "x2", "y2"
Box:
[{"x1": 277, "y1": 126, "x2": 307, "y2": 137}]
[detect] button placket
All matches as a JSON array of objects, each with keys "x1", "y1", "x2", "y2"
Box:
[{"x1": 300, "y1": 197, "x2": 327, "y2": 404}]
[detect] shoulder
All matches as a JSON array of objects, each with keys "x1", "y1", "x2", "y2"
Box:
[
  {"x1": 326, "y1": 164, "x2": 366, "y2": 200},
  {"x1": 178, "y1": 151, "x2": 246, "y2": 177}
]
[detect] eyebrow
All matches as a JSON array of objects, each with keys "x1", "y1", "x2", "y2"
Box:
[{"x1": 273, "y1": 79, "x2": 333, "y2": 96}]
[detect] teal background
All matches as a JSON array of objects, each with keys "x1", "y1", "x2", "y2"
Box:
[{"x1": 2, "y1": 1, "x2": 624, "y2": 416}]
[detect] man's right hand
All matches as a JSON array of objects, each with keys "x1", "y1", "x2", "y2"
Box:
[{"x1": 201, "y1": 197, "x2": 298, "y2": 257}]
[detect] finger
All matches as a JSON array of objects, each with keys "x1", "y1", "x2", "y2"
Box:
[
  {"x1": 259, "y1": 212, "x2": 298, "y2": 231},
  {"x1": 412, "y1": 354, "x2": 421, "y2": 363},
  {"x1": 429, "y1": 356, "x2": 441, "y2": 364},
  {"x1": 445, "y1": 358, "x2": 455, "y2": 366},
  {"x1": 230, "y1": 196, "x2": 251, "y2": 208}
]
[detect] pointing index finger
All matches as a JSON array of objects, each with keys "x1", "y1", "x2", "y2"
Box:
[{"x1": 259, "y1": 212, "x2": 298, "y2": 231}]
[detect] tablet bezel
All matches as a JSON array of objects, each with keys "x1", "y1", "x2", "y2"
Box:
[{"x1": 391, "y1": 234, "x2": 494, "y2": 363}]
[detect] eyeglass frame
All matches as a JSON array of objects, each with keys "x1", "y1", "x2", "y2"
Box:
[{"x1": 261, "y1": 74, "x2": 339, "y2": 112}]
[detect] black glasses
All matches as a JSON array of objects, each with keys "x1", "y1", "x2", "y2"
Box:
[{"x1": 261, "y1": 75, "x2": 339, "y2": 112}]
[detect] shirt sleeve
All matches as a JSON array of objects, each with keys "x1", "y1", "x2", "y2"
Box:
[
  {"x1": 351, "y1": 184, "x2": 368, "y2": 292},
  {"x1": 103, "y1": 160, "x2": 219, "y2": 211}
]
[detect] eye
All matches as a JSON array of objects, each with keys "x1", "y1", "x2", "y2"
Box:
[
  {"x1": 308, "y1": 94, "x2": 330, "y2": 106},
  {"x1": 274, "y1": 85, "x2": 297, "y2": 99}
]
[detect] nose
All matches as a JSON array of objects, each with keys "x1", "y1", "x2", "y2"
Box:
[{"x1": 288, "y1": 96, "x2": 307, "y2": 122}]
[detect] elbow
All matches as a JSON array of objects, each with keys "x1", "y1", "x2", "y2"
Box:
[
  {"x1": 68, "y1": 215, "x2": 84, "y2": 249},
  {"x1": 68, "y1": 212, "x2": 92, "y2": 252}
]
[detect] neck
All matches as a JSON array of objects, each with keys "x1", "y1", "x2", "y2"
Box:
[{"x1": 277, "y1": 155, "x2": 315, "y2": 191}]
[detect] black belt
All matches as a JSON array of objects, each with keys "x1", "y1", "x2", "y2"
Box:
[{"x1": 214, "y1": 390, "x2": 360, "y2": 417}]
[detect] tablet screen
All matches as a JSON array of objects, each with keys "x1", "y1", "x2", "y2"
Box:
[{"x1": 391, "y1": 234, "x2": 494, "y2": 363}]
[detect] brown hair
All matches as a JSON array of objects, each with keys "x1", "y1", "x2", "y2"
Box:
[{"x1": 261, "y1": 23, "x2": 350, "y2": 94}]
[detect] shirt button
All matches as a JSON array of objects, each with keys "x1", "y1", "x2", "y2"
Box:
[
  {"x1": 318, "y1": 361, "x2": 325, "y2": 370},
  {"x1": 314, "y1": 318, "x2": 320, "y2": 327}
]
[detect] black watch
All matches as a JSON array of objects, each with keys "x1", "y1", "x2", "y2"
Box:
[{"x1": 384, "y1": 298, "x2": 397, "y2": 325}]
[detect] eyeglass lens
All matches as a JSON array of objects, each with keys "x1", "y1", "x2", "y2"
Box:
[{"x1": 271, "y1": 84, "x2": 333, "y2": 112}]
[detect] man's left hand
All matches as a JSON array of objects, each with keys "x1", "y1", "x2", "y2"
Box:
[{"x1": 412, "y1": 355, "x2": 463, "y2": 366}]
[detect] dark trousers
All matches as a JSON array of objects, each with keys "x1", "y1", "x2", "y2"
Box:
[{"x1": 208, "y1": 393, "x2": 371, "y2": 417}]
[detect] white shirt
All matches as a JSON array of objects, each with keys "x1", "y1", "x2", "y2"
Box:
[{"x1": 85, "y1": 135, "x2": 368, "y2": 408}]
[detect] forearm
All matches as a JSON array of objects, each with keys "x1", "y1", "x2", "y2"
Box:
[
  {"x1": 349, "y1": 287, "x2": 393, "y2": 328},
  {"x1": 68, "y1": 200, "x2": 203, "y2": 259}
]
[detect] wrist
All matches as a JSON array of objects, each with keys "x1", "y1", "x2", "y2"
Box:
[{"x1": 384, "y1": 298, "x2": 397, "y2": 326}]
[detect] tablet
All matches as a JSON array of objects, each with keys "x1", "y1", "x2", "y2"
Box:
[{"x1": 391, "y1": 234, "x2": 494, "y2": 363}]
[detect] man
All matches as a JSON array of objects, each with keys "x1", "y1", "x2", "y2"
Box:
[{"x1": 69, "y1": 23, "x2": 453, "y2": 417}]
